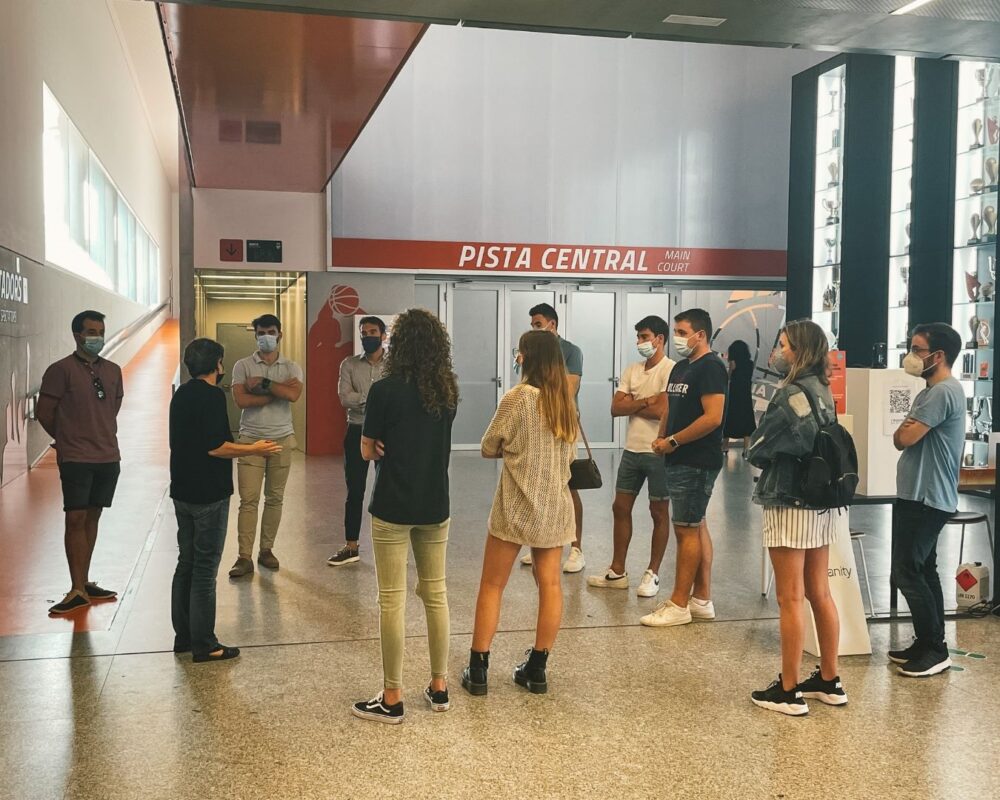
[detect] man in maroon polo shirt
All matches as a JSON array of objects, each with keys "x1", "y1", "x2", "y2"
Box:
[{"x1": 37, "y1": 310, "x2": 124, "y2": 615}]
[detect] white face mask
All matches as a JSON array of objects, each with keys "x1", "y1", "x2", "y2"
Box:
[
  {"x1": 903, "y1": 351, "x2": 935, "y2": 378},
  {"x1": 673, "y1": 334, "x2": 696, "y2": 358},
  {"x1": 637, "y1": 341, "x2": 656, "y2": 359},
  {"x1": 257, "y1": 334, "x2": 279, "y2": 353}
]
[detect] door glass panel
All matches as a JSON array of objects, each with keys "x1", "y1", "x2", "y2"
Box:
[
  {"x1": 453, "y1": 288, "x2": 500, "y2": 446},
  {"x1": 414, "y1": 283, "x2": 440, "y2": 317},
  {"x1": 568, "y1": 292, "x2": 616, "y2": 444}
]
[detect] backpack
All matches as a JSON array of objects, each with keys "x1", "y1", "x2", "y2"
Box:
[{"x1": 793, "y1": 383, "x2": 859, "y2": 509}]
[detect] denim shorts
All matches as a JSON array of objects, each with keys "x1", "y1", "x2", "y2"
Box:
[
  {"x1": 615, "y1": 450, "x2": 669, "y2": 501},
  {"x1": 664, "y1": 463, "x2": 721, "y2": 526}
]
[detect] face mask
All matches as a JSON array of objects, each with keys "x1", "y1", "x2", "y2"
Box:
[
  {"x1": 903, "y1": 351, "x2": 937, "y2": 378},
  {"x1": 637, "y1": 342, "x2": 657, "y2": 359},
  {"x1": 770, "y1": 350, "x2": 792, "y2": 376},
  {"x1": 361, "y1": 335, "x2": 382, "y2": 355},
  {"x1": 673, "y1": 334, "x2": 696, "y2": 358},
  {"x1": 257, "y1": 334, "x2": 278, "y2": 353},
  {"x1": 82, "y1": 336, "x2": 105, "y2": 356}
]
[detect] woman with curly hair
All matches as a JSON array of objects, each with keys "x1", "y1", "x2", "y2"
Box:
[
  {"x1": 462, "y1": 329, "x2": 579, "y2": 697},
  {"x1": 351, "y1": 308, "x2": 459, "y2": 725}
]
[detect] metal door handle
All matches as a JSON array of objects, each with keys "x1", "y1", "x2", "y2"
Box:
[
  {"x1": 609, "y1": 377, "x2": 619, "y2": 387},
  {"x1": 494, "y1": 376, "x2": 502, "y2": 388}
]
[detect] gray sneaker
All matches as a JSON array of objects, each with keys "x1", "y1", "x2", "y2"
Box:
[{"x1": 228, "y1": 557, "x2": 254, "y2": 578}]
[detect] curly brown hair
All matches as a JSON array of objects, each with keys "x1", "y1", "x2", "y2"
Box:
[{"x1": 383, "y1": 308, "x2": 459, "y2": 416}]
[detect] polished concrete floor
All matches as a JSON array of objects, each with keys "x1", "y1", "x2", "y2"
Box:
[{"x1": 2, "y1": 445, "x2": 999, "y2": 799}]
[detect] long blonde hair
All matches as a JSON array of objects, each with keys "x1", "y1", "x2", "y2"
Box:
[
  {"x1": 781, "y1": 319, "x2": 832, "y2": 387},
  {"x1": 518, "y1": 330, "x2": 579, "y2": 444}
]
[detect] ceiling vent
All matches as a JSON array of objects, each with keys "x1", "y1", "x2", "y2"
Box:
[
  {"x1": 662, "y1": 14, "x2": 727, "y2": 26},
  {"x1": 245, "y1": 120, "x2": 282, "y2": 145}
]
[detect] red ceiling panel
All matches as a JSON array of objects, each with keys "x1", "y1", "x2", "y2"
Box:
[{"x1": 159, "y1": 4, "x2": 425, "y2": 191}]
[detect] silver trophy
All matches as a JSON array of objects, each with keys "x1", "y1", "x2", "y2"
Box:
[
  {"x1": 825, "y1": 237, "x2": 837, "y2": 265},
  {"x1": 899, "y1": 263, "x2": 910, "y2": 306},
  {"x1": 976, "y1": 68, "x2": 988, "y2": 100},
  {"x1": 823, "y1": 198, "x2": 841, "y2": 225},
  {"x1": 827, "y1": 161, "x2": 840, "y2": 188},
  {"x1": 829, "y1": 87, "x2": 839, "y2": 115},
  {"x1": 972, "y1": 118, "x2": 984, "y2": 150}
]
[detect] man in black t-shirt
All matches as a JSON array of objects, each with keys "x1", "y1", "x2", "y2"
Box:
[
  {"x1": 169, "y1": 338, "x2": 281, "y2": 663},
  {"x1": 645, "y1": 308, "x2": 728, "y2": 629}
]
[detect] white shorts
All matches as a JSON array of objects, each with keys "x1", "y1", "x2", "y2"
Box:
[{"x1": 762, "y1": 506, "x2": 837, "y2": 549}]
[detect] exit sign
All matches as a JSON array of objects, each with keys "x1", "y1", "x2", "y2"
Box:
[{"x1": 247, "y1": 240, "x2": 282, "y2": 263}]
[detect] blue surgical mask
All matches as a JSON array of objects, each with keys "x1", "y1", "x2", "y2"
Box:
[
  {"x1": 361, "y1": 335, "x2": 382, "y2": 355},
  {"x1": 257, "y1": 334, "x2": 278, "y2": 353},
  {"x1": 83, "y1": 336, "x2": 105, "y2": 356}
]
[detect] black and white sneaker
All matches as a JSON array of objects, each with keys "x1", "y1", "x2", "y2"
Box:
[
  {"x1": 898, "y1": 648, "x2": 951, "y2": 678},
  {"x1": 351, "y1": 691, "x2": 404, "y2": 724},
  {"x1": 797, "y1": 666, "x2": 848, "y2": 706},
  {"x1": 751, "y1": 676, "x2": 809, "y2": 716},
  {"x1": 424, "y1": 686, "x2": 450, "y2": 712},
  {"x1": 887, "y1": 640, "x2": 923, "y2": 665},
  {"x1": 327, "y1": 545, "x2": 360, "y2": 567}
]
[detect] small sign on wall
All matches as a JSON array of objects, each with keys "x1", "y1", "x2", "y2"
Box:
[
  {"x1": 247, "y1": 240, "x2": 282, "y2": 263},
  {"x1": 220, "y1": 239, "x2": 243, "y2": 262},
  {"x1": 828, "y1": 350, "x2": 846, "y2": 414}
]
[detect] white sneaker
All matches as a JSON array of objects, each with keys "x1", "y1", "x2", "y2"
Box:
[
  {"x1": 640, "y1": 600, "x2": 692, "y2": 627},
  {"x1": 587, "y1": 569, "x2": 629, "y2": 589},
  {"x1": 637, "y1": 570, "x2": 660, "y2": 598},
  {"x1": 563, "y1": 546, "x2": 585, "y2": 573},
  {"x1": 689, "y1": 596, "x2": 716, "y2": 620},
  {"x1": 520, "y1": 551, "x2": 533, "y2": 566}
]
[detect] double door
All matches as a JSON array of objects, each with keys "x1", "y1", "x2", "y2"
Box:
[{"x1": 446, "y1": 282, "x2": 675, "y2": 449}]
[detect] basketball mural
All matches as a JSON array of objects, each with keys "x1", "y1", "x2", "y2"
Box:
[{"x1": 305, "y1": 273, "x2": 414, "y2": 454}]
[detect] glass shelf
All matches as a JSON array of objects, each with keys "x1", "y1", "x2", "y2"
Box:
[{"x1": 814, "y1": 64, "x2": 846, "y2": 347}]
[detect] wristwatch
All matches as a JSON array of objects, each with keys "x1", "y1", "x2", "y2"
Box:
[
  {"x1": 261, "y1": 377, "x2": 272, "y2": 392},
  {"x1": 668, "y1": 436, "x2": 680, "y2": 449}
]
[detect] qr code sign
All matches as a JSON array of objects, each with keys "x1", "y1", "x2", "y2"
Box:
[{"x1": 889, "y1": 388, "x2": 911, "y2": 415}]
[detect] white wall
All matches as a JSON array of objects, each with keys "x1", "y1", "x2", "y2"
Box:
[
  {"x1": 330, "y1": 26, "x2": 828, "y2": 250},
  {"x1": 0, "y1": 0, "x2": 174, "y2": 297},
  {"x1": 193, "y1": 189, "x2": 327, "y2": 271}
]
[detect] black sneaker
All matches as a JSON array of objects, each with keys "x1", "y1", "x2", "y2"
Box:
[
  {"x1": 898, "y1": 648, "x2": 951, "y2": 678},
  {"x1": 513, "y1": 648, "x2": 548, "y2": 694},
  {"x1": 424, "y1": 686, "x2": 450, "y2": 712},
  {"x1": 327, "y1": 545, "x2": 360, "y2": 567},
  {"x1": 351, "y1": 691, "x2": 404, "y2": 724},
  {"x1": 751, "y1": 675, "x2": 809, "y2": 716},
  {"x1": 49, "y1": 591, "x2": 90, "y2": 615},
  {"x1": 797, "y1": 666, "x2": 848, "y2": 706},
  {"x1": 192, "y1": 645, "x2": 240, "y2": 663},
  {"x1": 84, "y1": 582, "x2": 118, "y2": 600},
  {"x1": 887, "y1": 640, "x2": 923, "y2": 664}
]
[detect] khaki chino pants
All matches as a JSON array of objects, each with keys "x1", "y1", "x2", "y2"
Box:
[{"x1": 236, "y1": 433, "x2": 296, "y2": 556}]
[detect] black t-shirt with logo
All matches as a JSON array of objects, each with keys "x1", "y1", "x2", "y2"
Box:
[
  {"x1": 363, "y1": 375, "x2": 455, "y2": 526},
  {"x1": 664, "y1": 352, "x2": 729, "y2": 471}
]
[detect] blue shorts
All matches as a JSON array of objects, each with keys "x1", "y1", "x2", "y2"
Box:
[
  {"x1": 664, "y1": 463, "x2": 720, "y2": 526},
  {"x1": 615, "y1": 450, "x2": 669, "y2": 501}
]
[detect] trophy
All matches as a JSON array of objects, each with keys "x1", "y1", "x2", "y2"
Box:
[
  {"x1": 966, "y1": 268, "x2": 982, "y2": 301},
  {"x1": 969, "y1": 212, "x2": 982, "y2": 245},
  {"x1": 823, "y1": 198, "x2": 840, "y2": 225},
  {"x1": 989, "y1": 117, "x2": 999, "y2": 146},
  {"x1": 986, "y1": 206, "x2": 998, "y2": 242},
  {"x1": 824, "y1": 236, "x2": 837, "y2": 265},
  {"x1": 972, "y1": 118, "x2": 984, "y2": 150},
  {"x1": 831, "y1": 127, "x2": 840, "y2": 149},
  {"x1": 973, "y1": 397, "x2": 993, "y2": 441},
  {"x1": 823, "y1": 284, "x2": 838, "y2": 311},
  {"x1": 968, "y1": 314, "x2": 981, "y2": 349},
  {"x1": 971, "y1": 177, "x2": 985, "y2": 195},
  {"x1": 978, "y1": 319, "x2": 992, "y2": 347},
  {"x1": 990, "y1": 255, "x2": 997, "y2": 281},
  {"x1": 899, "y1": 263, "x2": 910, "y2": 306},
  {"x1": 986, "y1": 157, "x2": 999, "y2": 192},
  {"x1": 827, "y1": 161, "x2": 840, "y2": 188},
  {"x1": 828, "y1": 87, "x2": 839, "y2": 115},
  {"x1": 983, "y1": 282, "x2": 995, "y2": 301},
  {"x1": 975, "y1": 68, "x2": 988, "y2": 100}
]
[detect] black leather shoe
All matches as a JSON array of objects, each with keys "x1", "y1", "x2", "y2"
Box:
[{"x1": 513, "y1": 648, "x2": 548, "y2": 694}]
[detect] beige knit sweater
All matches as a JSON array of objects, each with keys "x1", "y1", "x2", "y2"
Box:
[{"x1": 481, "y1": 384, "x2": 576, "y2": 548}]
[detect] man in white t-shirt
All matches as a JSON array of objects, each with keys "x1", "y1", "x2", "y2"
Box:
[{"x1": 588, "y1": 315, "x2": 674, "y2": 598}]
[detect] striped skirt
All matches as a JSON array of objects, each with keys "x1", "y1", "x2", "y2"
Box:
[{"x1": 762, "y1": 506, "x2": 837, "y2": 549}]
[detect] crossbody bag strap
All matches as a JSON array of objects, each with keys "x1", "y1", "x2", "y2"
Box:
[{"x1": 577, "y1": 414, "x2": 595, "y2": 460}]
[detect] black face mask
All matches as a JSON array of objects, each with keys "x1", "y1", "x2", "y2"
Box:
[{"x1": 361, "y1": 336, "x2": 382, "y2": 355}]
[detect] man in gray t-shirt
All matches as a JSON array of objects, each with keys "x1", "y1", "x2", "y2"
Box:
[
  {"x1": 890, "y1": 323, "x2": 965, "y2": 679},
  {"x1": 227, "y1": 314, "x2": 303, "y2": 577}
]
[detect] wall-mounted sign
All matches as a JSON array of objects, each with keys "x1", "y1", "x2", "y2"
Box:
[
  {"x1": 219, "y1": 239, "x2": 243, "y2": 262},
  {"x1": 247, "y1": 240, "x2": 282, "y2": 263},
  {"x1": 330, "y1": 238, "x2": 785, "y2": 279}
]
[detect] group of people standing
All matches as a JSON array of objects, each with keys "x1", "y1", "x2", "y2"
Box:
[{"x1": 37, "y1": 304, "x2": 968, "y2": 722}]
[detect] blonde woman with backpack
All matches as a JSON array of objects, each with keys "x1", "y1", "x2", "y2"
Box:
[{"x1": 746, "y1": 319, "x2": 847, "y2": 716}]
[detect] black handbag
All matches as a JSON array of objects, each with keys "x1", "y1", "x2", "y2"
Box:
[{"x1": 568, "y1": 420, "x2": 603, "y2": 490}]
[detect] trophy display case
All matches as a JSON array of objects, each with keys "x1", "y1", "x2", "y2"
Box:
[
  {"x1": 888, "y1": 57, "x2": 915, "y2": 368},
  {"x1": 812, "y1": 63, "x2": 846, "y2": 345},
  {"x1": 952, "y1": 60, "x2": 1000, "y2": 467}
]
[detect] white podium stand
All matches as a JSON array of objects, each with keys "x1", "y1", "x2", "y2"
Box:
[{"x1": 803, "y1": 511, "x2": 872, "y2": 657}]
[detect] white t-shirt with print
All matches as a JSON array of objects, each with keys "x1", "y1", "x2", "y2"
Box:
[{"x1": 620, "y1": 357, "x2": 674, "y2": 453}]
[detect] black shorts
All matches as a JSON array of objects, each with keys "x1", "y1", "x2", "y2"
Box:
[{"x1": 58, "y1": 461, "x2": 121, "y2": 512}]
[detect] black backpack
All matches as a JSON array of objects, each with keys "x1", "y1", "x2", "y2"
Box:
[{"x1": 793, "y1": 383, "x2": 859, "y2": 509}]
